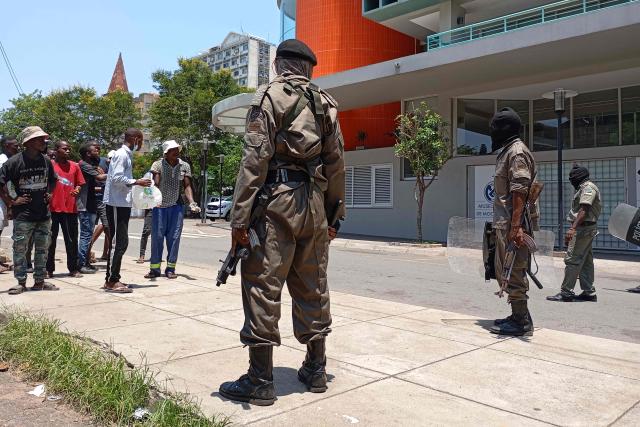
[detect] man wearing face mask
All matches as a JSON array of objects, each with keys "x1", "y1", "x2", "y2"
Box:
[
  {"x1": 488, "y1": 108, "x2": 537, "y2": 337},
  {"x1": 218, "y1": 39, "x2": 345, "y2": 406},
  {"x1": 547, "y1": 165, "x2": 600, "y2": 302}
]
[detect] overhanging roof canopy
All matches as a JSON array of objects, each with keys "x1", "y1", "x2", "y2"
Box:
[{"x1": 213, "y1": 3, "x2": 640, "y2": 135}]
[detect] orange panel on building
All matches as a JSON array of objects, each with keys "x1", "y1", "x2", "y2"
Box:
[{"x1": 297, "y1": 0, "x2": 417, "y2": 151}]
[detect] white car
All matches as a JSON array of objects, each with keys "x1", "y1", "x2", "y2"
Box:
[{"x1": 206, "y1": 196, "x2": 233, "y2": 221}]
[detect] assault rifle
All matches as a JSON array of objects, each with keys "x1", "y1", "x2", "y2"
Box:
[
  {"x1": 216, "y1": 192, "x2": 269, "y2": 287},
  {"x1": 498, "y1": 179, "x2": 544, "y2": 298}
]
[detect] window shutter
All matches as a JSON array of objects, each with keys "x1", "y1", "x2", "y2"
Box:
[
  {"x1": 374, "y1": 166, "x2": 392, "y2": 206},
  {"x1": 345, "y1": 167, "x2": 354, "y2": 207},
  {"x1": 353, "y1": 166, "x2": 372, "y2": 206}
]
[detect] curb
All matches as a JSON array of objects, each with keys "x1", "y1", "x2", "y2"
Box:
[{"x1": 331, "y1": 239, "x2": 445, "y2": 257}]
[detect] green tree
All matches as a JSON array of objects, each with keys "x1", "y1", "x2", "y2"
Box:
[
  {"x1": 395, "y1": 103, "x2": 451, "y2": 242},
  {"x1": 0, "y1": 91, "x2": 45, "y2": 137},
  {"x1": 148, "y1": 58, "x2": 250, "y2": 202},
  {"x1": 0, "y1": 86, "x2": 140, "y2": 156},
  {"x1": 89, "y1": 90, "x2": 141, "y2": 148}
]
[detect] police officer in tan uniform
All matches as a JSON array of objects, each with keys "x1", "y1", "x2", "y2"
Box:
[
  {"x1": 488, "y1": 108, "x2": 537, "y2": 337},
  {"x1": 548, "y1": 165, "x2": 601, "y2": 302},
  {"x1": 219, "y1": 39, "x2": 345, "y2": 406}
]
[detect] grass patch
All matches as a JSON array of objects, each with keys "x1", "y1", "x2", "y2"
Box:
[{"x1": 0, "y1": 310, "x2": 229, "y2": 426}]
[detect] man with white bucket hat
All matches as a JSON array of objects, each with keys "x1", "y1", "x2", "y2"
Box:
[{"x1": 144, "y1": 140, "x2": 200, "y2": 279}]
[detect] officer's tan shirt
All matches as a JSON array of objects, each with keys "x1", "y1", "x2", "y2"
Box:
[
  {"x1": 568, "y1": 180, "x2": 601, "y2": 224},
  {"x1": 231, "y1": 73, "x2": 345, "y2": 229},
  {"x1": 493, "y1": 139, "x2": 536, "y2": 230}
]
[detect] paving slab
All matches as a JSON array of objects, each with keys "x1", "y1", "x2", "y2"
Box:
[
  {"x1": 252, "y1": 377, "x2": 550, "y2": 427},
  {"x1": 0, "y1": 283, "x2": 114, "y2": 312},
  {"x1": 194, "y1": 308, "x2": 361, "y2": 340},
  {"x1": 398, "y1": 347, "x2": 640, "y2": 426},
  {"x1": 40, "y1": 299, "x2": 180, "y2": 333},
  {"x1": 613, "y1": 401, "x2": 640, "y2": 427},
  {"x1": 87, "y1": 317, "x2": 240, "y2": 365},
  {"x1": 330, "y1": 292, "x2": 425, "y2": 316},
  {"x1": 490, "y1": 328, "x2": 640, "y2": 381},
  {"x1": 159, "y1": 345, "x2": 384, "y2": 425},
  {"x1": 284, "y1": 321, "x2": 477, "y2": 375},
  {"x1": 135, "y1": 290, "x2": 241, "y2": 317},
  {"x1": 370, "y1": 314, "x2": 509, "y2": 347}
]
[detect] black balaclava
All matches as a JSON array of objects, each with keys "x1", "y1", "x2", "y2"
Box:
[
  {"x1": 490, "y1": 107, "x2": 522, "y2": 153},
  {"x1": 569, "y1": 165, "x2": 589, "y2": 190}
]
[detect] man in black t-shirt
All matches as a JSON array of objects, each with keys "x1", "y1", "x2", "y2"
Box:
[
  {"x1": 0, "y1": 126, "x2": 58, "y2": 294},
  {"x1": 77, "y1": 142, "x2": 107, "y2": 273}
]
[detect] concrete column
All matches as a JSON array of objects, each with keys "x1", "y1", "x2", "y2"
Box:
[{"x1": 439, "y1": 0, "x2": 466, "y2": 32}]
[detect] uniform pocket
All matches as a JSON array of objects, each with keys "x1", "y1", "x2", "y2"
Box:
[{"x1": 245, "y1": 132, "x2": 266, "y2": 148}]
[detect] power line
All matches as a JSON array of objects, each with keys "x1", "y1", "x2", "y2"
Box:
[{"x1": 0, "y1": 40, "x2": 24, "y2": 95}]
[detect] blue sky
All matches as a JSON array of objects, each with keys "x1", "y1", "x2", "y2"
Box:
[{"x1": 0, "y1": 0, "x2": 281, "y2": 108}]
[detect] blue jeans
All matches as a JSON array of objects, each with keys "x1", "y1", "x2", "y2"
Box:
[
  {"x1": 78, "y1": 211, "x2": 97, "y2": 268},
  {"x1": 150, "y1": 205, "x2": 184, "y2": 274}
]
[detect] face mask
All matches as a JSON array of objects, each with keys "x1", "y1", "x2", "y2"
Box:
[{"x1": 490, "y1": 129, "x2": 514, "y2": 153}]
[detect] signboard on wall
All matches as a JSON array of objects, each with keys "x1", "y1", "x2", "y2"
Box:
[{"x1": 474, "y1": 165, "x2": 495, "y2": 220}]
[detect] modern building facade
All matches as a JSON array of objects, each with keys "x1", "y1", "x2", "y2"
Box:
[
  {"x1": 196, "y1": 32, "x2": 277, "y2": 89},
  {"x1": 217, "y1": 0, "x2": 640, "y2": 251}
]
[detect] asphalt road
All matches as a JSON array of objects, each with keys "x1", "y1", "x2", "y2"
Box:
[{"x1": 4, "y1": 218, "x2": 639, "y2": 343}]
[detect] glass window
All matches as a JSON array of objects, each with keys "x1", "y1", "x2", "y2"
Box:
[
  {"x1": 456, "y1": 99, "x2": 493, "y2": 156},
  {"x1": 533, "y1": 98, "x2": 568, "y2": 152},
  {"x1": 573, "y1": 89, "x2": 618, "y2": 149},
  {"x1": 622, "y1": 85, "x2": 640, "y2": 145},
  {"x1": 223, "y1": 62, "x2": 229, "y2": 68},
  {"x1": 497, "y1": 100, "x2": 529, "y2": 144},
  {"x1": 280, "y1": 0, "x2": 296, "y2": 42},
  {"x1": 231, "y1": 59, "x2": 237, "y2": 66}
]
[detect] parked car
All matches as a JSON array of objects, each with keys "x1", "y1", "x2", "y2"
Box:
[{"x1": 206, "y1": 196, "x2": 233, "y2": 221}]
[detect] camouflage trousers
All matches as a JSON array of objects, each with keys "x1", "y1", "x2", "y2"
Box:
[{"x1": 12, "y1": 219, "x2": 51, "y2": 284}]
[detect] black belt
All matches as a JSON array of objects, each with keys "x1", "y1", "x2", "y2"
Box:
[
  {"x1": 265, "y1": 169, "x2": 309, "y2": 184},
  {"x1": 582, "y1": 221, "x2": 597, "y2": 226}
]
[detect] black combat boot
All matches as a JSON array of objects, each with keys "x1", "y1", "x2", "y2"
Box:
[
  {"x1": 490, "y1": 300, "x2": 533, "y2": 337},
  {"x1": 219, "y1": 346, "x2": 276, "y2": 406},
  {"x1": 298, "y1": 339, "x2": 328, "y2": 393}
]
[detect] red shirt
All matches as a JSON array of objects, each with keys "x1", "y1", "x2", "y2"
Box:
[{"x1": 50, "y1": 160, "x2": 85, "y2": 213}]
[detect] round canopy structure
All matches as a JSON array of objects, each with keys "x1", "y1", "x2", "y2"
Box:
[{"x1": 211, "y1": 92, "x2": 254, "y2": 135}]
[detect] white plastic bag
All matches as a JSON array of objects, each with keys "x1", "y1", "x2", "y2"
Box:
[{"x1": 132, "y1": 172, "x2": 162, "y2": 210}]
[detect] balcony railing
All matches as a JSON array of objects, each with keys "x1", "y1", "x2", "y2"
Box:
[{"x1": 426, "y1": 0, "x2": 638, "y2": 50}]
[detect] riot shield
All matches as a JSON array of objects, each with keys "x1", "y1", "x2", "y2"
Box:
[
  {"x1": 608, "y1": 203, "x2": 640, "y2": 246},
  {"x1": 447, "y1": 217, "x2": 560, "y2": 288}
]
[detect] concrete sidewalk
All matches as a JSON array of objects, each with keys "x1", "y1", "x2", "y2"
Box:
[{"x1": 1, "y1": 255, "x2": 639, "y2": 426}]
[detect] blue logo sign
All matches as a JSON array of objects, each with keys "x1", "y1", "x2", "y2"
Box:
[{"x1": 484, "y1": 182, "x2": 495, "y2": 203}]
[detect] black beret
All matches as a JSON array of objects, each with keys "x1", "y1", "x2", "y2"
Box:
[{"x1": 276, "y1": 39, "x2": 317, "y2": 66}]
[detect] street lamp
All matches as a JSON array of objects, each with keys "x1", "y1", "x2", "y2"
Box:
[
  {"x1": 217, "y1": 154, "x2": 225, "y2": 220},
  {"x1": 542, "y1": 88, "x2": 578, "y2": 249},
  {"x1": 201, "y1": 138, "x2": 214, "y2": 224}
]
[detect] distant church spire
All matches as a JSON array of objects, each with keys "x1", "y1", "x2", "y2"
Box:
[{"x1": 108, "y1": 53, "x2": 129, "y2": 93}]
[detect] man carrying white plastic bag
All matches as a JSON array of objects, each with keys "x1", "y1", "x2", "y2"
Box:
[
  {"x1": 144, "y1": 140, "x2": 200, "y2": 279},
  {"x1": 102, "y1": 128, "x2": 152, "y2": 293}
]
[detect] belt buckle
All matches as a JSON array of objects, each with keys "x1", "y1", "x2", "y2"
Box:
[{"x1": 279, "y1": 169, "x2": 288, "y2": 183}]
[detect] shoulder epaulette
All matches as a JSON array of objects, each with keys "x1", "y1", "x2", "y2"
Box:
[
  {"x1": 320, "y1": 89, "x2": 338, "y2": 108},
  {"x1": 251, "y1": 84, "x2": 271, "y2": 107}
]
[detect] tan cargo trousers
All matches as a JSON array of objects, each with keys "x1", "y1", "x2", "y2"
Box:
[
  {"x1": 240, "y1": 183, "x2": 332, "y2": 346},
  {"x1": 494, "y1": 228, "x2": 530, "y2": 301},
  {"x1": 561, "y1": 224, "x2": 598, "y2": 297}
]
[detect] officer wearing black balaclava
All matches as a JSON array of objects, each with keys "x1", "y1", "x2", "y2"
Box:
[
  {"x1": 548, "y1": 164, "x2": 601, "y2": 302},
  {"x1": 489, "y1": 108, "x2": 537, "y2": 337},
  {"x1": 490, "y1": 107, "x2": 522, "y2": 153}
]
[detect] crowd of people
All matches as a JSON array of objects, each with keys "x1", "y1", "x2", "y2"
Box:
[{"x1": 0, "y1": 126, "x2": 200, "y2": 295}]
